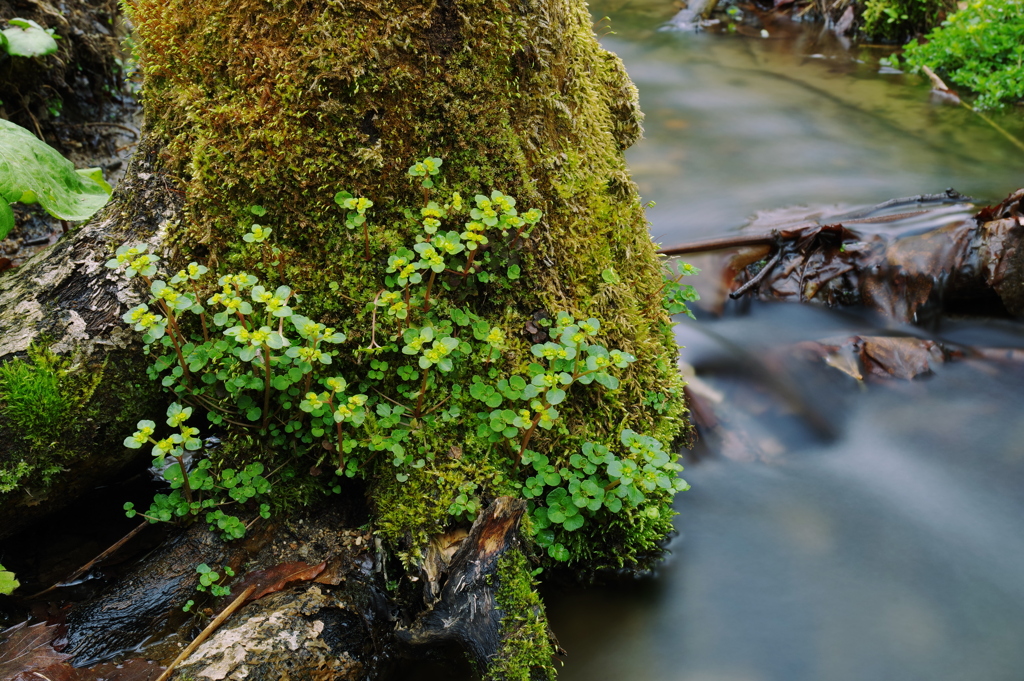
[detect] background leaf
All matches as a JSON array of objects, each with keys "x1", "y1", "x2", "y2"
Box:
[
  {"x1": 0, "y1": 197, "x2": 13, "y2": 240},
  {"x1": 1, "y1": 19, "x2": 58, "y2": 57},
  {"x1": 0, "y1": 119, "x2": 111, "y2": 225}
]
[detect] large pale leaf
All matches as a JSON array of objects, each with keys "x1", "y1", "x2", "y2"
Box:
[
  {"x1": 0, "y1": 119, "x2": 111, "y2": 235},
  {"x1": 1, "y1": 19, "x2": 58, "y2": 57}
]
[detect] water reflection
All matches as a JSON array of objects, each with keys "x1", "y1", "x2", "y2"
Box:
[
  {"x1": 547, "y1": 3, "x2": 1024, "y2": 680},
  {"x1": 597, "y1": 0, "x2": 1024, "y2": 242}
]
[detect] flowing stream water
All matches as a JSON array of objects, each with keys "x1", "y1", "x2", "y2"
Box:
[{"x1": 542, "y1": 3, "x2": 1024, "y2": 681}]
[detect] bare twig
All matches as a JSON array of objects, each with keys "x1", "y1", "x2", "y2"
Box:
[
  {"x1": 729, "y1": 248, "x2": 783, "y2": 300},
  {"x1": 921, "y1": 65, "x2": 1024, "y2": 154},
  {"x1": 80, "y1": 122, "x2": 141, "y2": 138},
  {"x1": 658, "y1": 193, "x2": 972, "y2": 258},
  {"x1": 29, "y1": 521, "x2": 149, "y2": 599},
  {"x1": 657, "y1": 232, "x2": 779, "y2": 257},
  {"x1": 837, "y1": 189, "x2": 971, "y2": 220}
]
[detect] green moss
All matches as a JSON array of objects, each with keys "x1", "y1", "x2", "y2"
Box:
[
  {"x1": 0, "y1": 343, "x2": 160, "y2": 497},
  {"x1": 486, "y1": 550, "x2": 557, "y2": 681},
  {"x1": 126, "y1": 0, "x2": 691, "y2": 569},
  {"x1": 374, "y1": 458, "x2": 512, "y2": 565}
]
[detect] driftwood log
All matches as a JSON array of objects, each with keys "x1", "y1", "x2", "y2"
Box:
[
  {"x1": 0, "y1": 143, "x2": 176, "y2": 539},
  {"x1": 60, "y1": 522, "x2": 231, "y2": 667}
]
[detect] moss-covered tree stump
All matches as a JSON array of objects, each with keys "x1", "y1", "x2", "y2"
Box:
[{"x1": 2, "y1": 0, "x2": 691, "y2": 673}]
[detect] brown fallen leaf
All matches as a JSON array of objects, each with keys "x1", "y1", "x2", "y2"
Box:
[
  {"x1": 312, "y1": 555, "x2": 349, "y2": 587},
  {"x1": 228, "y1": 561, "x2": 326, "y2": 604},
  {"x1": 0, "y1": 621, "x2": 70, "y2": 680},
  {"x1": 10, "y1": 658, "x2": 164, "y2": 681},
  {"x1": 794, "y1": 335, "x2": 952, "y2": 381}
]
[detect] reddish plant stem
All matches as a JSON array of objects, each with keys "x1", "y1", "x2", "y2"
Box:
[
  {"x1": 509, "y1": 223, "x2": 531, "y2": 250},
  {"x1": 461, "y1": 249, "x2": 478, "y2": 280},
  {"x1": 422, "y1": 270, "x2": 437, "y2": 311},
  {"x1": 190, "y1": 283, "x2": 210, "y2": 342},
  {"x1": 154, "y1": 304, "x2": 192, "y2": 387},
  {"x1": 358, "y1": 448, "x2": 381, "y2": 472},
  {"x1": 513, "y1": 412, "x2": 544, "y2": 473},
  {"x1": 261, "y1": 344, "x2": 272, "y2": 430},
  {"x1": 336, "y1": 420, "x2": 346, "y2": 473},
  {"x1": 368, "y1": 290, "x2": 384, "y2": 349},
  {"x1": 174, "y1": 454, "x2": 194, "y2": 505},
  {"x1": 413, "y1": 367, "x2": 431, "y2": 418},
  {"x1": 421, "y1": 394, "x2": 451, "y2": 416}
]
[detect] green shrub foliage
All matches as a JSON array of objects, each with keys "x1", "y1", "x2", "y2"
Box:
[{"x1": 901, "y1": 0, "x2": 1024, "y2": 109}]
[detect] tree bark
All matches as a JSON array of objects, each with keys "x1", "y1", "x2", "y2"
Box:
[{"x1": 396, "y1": 497, "x2": 534, "y2": 669}]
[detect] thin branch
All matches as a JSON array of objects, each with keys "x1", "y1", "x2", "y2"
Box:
[
  {"x1": 729, "y1": 248, "x2": 783, "y2": 300},
  {"x1": 657, "y1": 232, "x2": 778, "y2": 257},
  {"x1": 29, "y1": 521, "x2": 149, "y2": 599},
  {"x1": 921, "y1": 65, "x2": 1024, "y2": 154}
]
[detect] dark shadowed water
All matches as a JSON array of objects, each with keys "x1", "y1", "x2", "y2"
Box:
[{"x1": 544, "y1": 3, "x2": 1024, "y2": 681}]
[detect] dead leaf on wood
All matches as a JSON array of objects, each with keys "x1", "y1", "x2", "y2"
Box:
[
  {"x1": 312, "y1": 556, "x2": 348, "y2": 587},
  {"x1": 228, "y1": 561, "x2": 326, "y2": 604},
  {"x1": 974, "y1": 188, "x2": 1024, "y2": 223},
  {"x1": 0, "y1": 621, "x2": 70, "y2": 680}
]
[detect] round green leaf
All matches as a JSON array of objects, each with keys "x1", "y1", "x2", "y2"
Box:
[
  {"x1": 562, "y1": 514, "x2": 584, "y2": 531},
  {"x1": 548, "y1": 543, "x2": 570, "y2": 561}
]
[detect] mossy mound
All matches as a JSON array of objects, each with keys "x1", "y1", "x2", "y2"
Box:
[
  {"x1": 0, "y1": 343, "x2": 161, "y2": 537},
  {"x1": 126, "y1": 0, "x2": 690, "y2": 572},
  {"x1": 486, "y1": 550, "x2": 558, "y2": 681}
]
